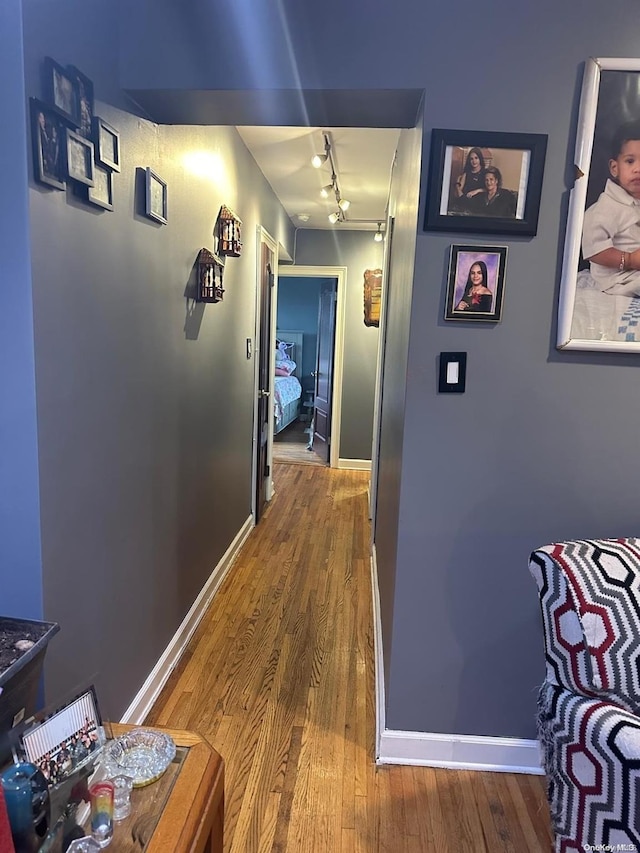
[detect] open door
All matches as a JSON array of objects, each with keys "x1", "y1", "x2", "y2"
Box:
[
  {"x1": 255, "y1": 238, "x2": 274, "y2": 523},
  {"x1": 312, "y1": 278, "x2": 337, "y2": 463}
]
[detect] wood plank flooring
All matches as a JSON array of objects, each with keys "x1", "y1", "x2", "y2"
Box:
[
  {"x1": 273, "y1": 421, "x2": 325, "y2": 466},
  {"x1": 145, "y1": 463, "x2": 553, "y2": 852}
]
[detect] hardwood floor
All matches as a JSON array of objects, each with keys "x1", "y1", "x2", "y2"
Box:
[
  {"x1": 145, "y1": 464, "x2": 553, "y2": 852},
  {"x1": 273, "y1": 420, "x2": 325, "y2": 466}
]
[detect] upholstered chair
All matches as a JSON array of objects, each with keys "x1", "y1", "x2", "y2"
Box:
[{"x1": 529, "y1": 538, "x2": 640, "y2": 852}]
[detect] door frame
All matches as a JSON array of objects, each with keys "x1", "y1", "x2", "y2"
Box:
[
  {"x1": 275, "y1": 265, "x2": 347, "y2": 471},
  {"x1": 251, "y1": 226, "x2": 278, "y2": 520}
]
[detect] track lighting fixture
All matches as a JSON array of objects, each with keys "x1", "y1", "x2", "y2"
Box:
[
  {"x1": 311, "y1": 135, "x2": 331, "y2": 168},
  {"x1": 320, "y1": 180, "x2": 334, "y2": 199},
  {"x1": 328, "y1": 211, "x2": 341, "y2": 224},
  {"x1": 373, "y1": 222, "x2": 383, "y2": 242},
  {"x1": 338, "y1": 197, "x2": 350, "y2": 212}
]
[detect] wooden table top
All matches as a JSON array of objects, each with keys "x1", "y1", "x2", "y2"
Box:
[{"x1": 96, "y1": 724, "x2": 224, "y2": 853}]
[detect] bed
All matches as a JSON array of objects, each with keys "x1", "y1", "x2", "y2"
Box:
[
  {"x1": 273, "y1": 329, "x2": 303, "y2": 435},
  {"x1": 570, "y1": 269, "x2": 640, "y2": 342}
]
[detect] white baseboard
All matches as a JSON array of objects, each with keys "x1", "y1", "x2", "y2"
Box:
[
  {"x1": 378, "y1": 729, "x2": 544, "y2": 775},
  {"x1": 120, "y1": 515, "x2": 255, "y2": 725},
  {"x1": 337, "y1": 458, "x2": 372, "y2": 471},
  {"x1": 371, "y1": 545, "x2": 385, "y2": 759},
  {"x1": 371, "y1": 548, "x2": 542, "y2": 776}
]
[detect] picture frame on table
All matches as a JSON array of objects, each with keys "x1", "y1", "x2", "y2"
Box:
[
  {"x1": 19, "y1": 685, "x2": 105, "y2": 786},
  {"x1": 93, "y1": 116, "x2": 121, "y2": 172},
  {"x1": 64, "y1": 128, "x2": 94, "y2": 186},
  {"x1": 29, "y1": 97, "x2": 66, "y2": 190},
  {"x1": 67, "y1": 65, "x2": 94, "y2": 139},
  {"x1": 43, "y1": 56, "x2": 79, "y2": 125},
  {"x1": 424, "y1": 129, "x2": 548, "y2": 236},
  {"x1": 145, "y1": 167, "x2": 167, "y2": 224},
  {"x1": 557, "y1": 57, "x2": 640, "y2": 352},
  {"x1": 444, "y1": 244, "x2": 507, "y2": 323},
  {"x1": 87, "y1": 163, "x2": 114, "y2": 210}
]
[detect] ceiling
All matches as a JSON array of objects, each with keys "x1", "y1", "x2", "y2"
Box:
[{"x1": 235, "y1": 126, "x2": 400, "y2": 231}]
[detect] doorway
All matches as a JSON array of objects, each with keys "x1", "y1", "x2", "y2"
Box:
[{"x1": 271, "y1": 265, "x2": 347, "y2": 485}]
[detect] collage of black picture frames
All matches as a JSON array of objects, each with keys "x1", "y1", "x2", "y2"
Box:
[{"x1": 30, "y1": 56, "x2": 121, "y2": 211}]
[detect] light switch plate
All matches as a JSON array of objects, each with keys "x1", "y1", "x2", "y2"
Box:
[{"x1": 438, "y1": 352, "x2": 467, "y2": 393}]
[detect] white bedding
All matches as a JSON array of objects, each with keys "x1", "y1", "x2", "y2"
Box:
[
  {"x1": 570, "y1": 269, "x2": 640, "y2": 342},
  {"x1": 273, "y1": 375, "x2": 302, "y2": 421}
]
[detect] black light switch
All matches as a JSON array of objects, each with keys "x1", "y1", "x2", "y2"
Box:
[{"x1": 438, "y1": 352, "x2": 467, "y2": 393}]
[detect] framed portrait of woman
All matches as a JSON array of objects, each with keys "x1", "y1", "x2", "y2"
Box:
[
  {"x1": 557, "y1": 58, "x2": 640, "y2": 352},
  {"x1": 424, "y1": 129, "x2": 548, "y2": 236},
  {"x1": 444, "y1": 244, "x2": 507, "y2": 322}
]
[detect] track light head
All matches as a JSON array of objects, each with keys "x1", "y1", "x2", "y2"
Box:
[
  {"x1": 328, "y1": 211, "x2": 341, "y2": 224},
  {"x1": 374, "y1": 222, "x2": 383, "y2": 242},
  {"x1": 338, "y1": 197, "x2": 350, "y2": 212},
  {"x1": 320, "y1": 183, "x2": 333, "y2": 199},
  {"x1": 312, "y1": 152, "x2": 328, "y2": 168}
]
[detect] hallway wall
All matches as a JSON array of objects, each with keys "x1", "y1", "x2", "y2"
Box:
[{"x1": 19, "y1": 0, "x2": 295, "y2": 717}]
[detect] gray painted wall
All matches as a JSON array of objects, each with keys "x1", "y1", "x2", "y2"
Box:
[
  {"x1": 19, "y1": 0, "x2": 295, "y2": 717},
  {"x1": 1, "y1": 0, "x2": 43, "y2": 619},
  {"x1": 293, "y1": 231, "x2": 382, "y2": 462},
  {"x1": 116, "y1": 0, "x2": 640, "y2": 741},
  {"x1": 14, "y1": 0, "x2": 640, "y2": 743}
]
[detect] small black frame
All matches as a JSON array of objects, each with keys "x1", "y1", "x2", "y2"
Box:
[
  {"x1": 444, "y1": 244, "x2": 508, "y2": 322},
  {"x1": 93, "y1": 116, "x2": 121, "y2": 172},
  {"x1": 87, "y1": 163, "x2": 114, "y2": 210},
  {"x1": 65, "y1": 127, "x2": 94, "y2": 186},
  {"x1": 68, "y1": 65, "x2": 94, "y2": 139},
  {"x1": 424, "y1": 129, "x2": 548, "y2": 236},
  {"x1": 145, "y1": 167, "x2": 167, "y2": 224},
  {"x1": 30, "y1": 97, "x2": 66, "y2": 190},
  {"x1": 43, "y1": 56, "x2": 79, "y2": 125}
]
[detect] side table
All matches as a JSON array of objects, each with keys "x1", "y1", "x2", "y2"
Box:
[{"x1": 99, "y1": 724, "x2": 224, "y2": 853}]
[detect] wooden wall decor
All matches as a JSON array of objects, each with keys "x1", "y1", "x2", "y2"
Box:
[
  {"x1": 196, "y1": 248, "x2": 225, "y2": 303},
  {"x1": 363, "y1": 268, "x2": 383, "y2": 327},
  {"x1": 216, "y1": 206, "x2": 243, "y2": 257}
]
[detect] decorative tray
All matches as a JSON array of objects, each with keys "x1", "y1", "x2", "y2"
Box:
[{"x1": 102, "y1": 728, "x2": 176, "y2": 787}]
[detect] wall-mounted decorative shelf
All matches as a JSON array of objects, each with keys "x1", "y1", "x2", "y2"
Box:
[
  {"x1": 196, "y1": 248, "x2": 225, "y2": 303},
  {"x1": 216, "y1": 206, "x2": 242, "y2": 257}
]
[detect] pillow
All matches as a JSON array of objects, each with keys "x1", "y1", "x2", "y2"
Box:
[{"x1": 275, "y1": 358, "x2": 296, "y2": 376}]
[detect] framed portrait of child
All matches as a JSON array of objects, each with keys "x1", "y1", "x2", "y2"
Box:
[{"x1": 557, "y1": 57, "x2": 640, "y2": 352}]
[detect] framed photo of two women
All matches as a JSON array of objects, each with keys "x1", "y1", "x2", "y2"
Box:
[{"x1": 424, "y1": 129, "x2": 548, "y2": 236}]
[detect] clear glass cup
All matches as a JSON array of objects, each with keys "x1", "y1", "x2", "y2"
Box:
[
  {"x1": 66, "y1": 837, "x2": 102, "y2": 852},
  {"x1": 111, "y1": 774, "x2": 133, "y2": 821},
  {"x1": 89, "y1": 779, "x2": 114, "y2": 847}
]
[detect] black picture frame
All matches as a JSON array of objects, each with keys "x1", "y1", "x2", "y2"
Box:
[
  {"x1": 64, "y1": 128, "x2": 94, "y2": 186},
  {"x1": 43, "y1": 56, "x2": 79, "y2": 125},
  {"x1": 93, "y1": 116, "x2": 121, "y2": 172},
  {"x1": 444, "y1": 244, "x2": 508, "y2": 322},
  {"x1": 424, "y1": 129, "x2": 548, "y2": 236},
  {"x1": 68, "y1": 65, "x2": 94, "y2": 139},
  {"x1": 145, "y1": 167, "x2": 167, "y2": 224},
  {"x1": 29, "y1": 97, "x2": 66, "y2": 190},
  {"x1": 87, "y1": 164, "x2": 114, "y2": 210}
]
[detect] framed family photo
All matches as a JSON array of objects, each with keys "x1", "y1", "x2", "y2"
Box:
[
  {"x1": 43, "y1": 56, "x2": 79, "y2": 126},
  {"x1": 64, "y1": 128, "x2": 94, "y2": 186},
  {"x1": 145, "y1": 167, "x2": 168, "y2": 224},
  {"x1": 93, "y1": 116, "x2": 121, "y2": 172},
  {"x1": 424, "y1": 129, "x2": 548, "y2": 236},
  {"x1": 557, "y1": 58, "x2": 640, "y2": 352},
  {"x1": 444, "y1": 244, "x2": 507, "y2": 322},
  {"x1": 30, "y1": 97, "x2": 66, "y2": 190}
]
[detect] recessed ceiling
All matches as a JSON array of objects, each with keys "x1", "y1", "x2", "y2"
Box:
[{"x1": 236, "y1": 126, "x2": 400, "y2": 230}]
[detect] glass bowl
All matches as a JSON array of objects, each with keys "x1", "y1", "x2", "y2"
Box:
[{"x1": 102, "y1": 728, "x2": 176, "y2": 788}]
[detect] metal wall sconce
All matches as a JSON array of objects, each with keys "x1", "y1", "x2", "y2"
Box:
[
  {"x1": 217, "y1": 206, "x2": 243, "y2": 257},
  {"x1": 196, "y1": 248, "x2": 225, "y2": 303}
]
